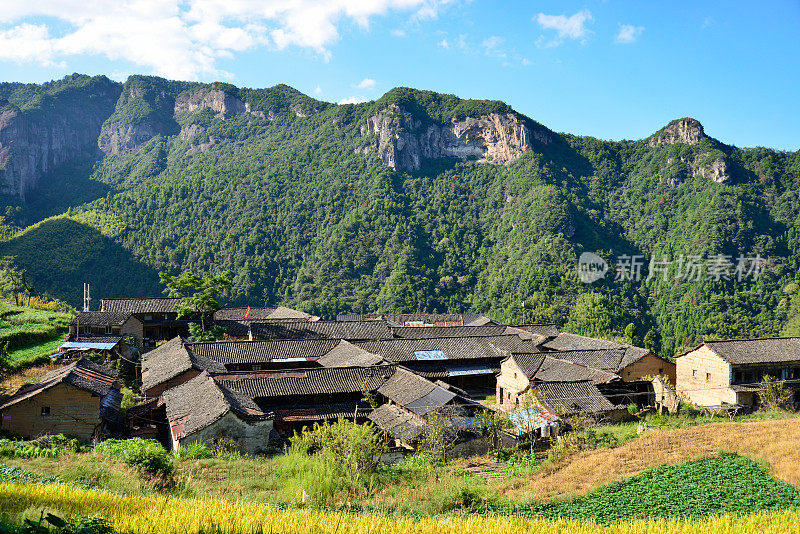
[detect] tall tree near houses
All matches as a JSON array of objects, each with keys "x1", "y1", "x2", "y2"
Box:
[{"x1": 159, "y1": 270, "x2": 233, "y2": 342}]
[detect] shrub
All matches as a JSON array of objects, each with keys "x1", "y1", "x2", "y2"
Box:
[
  {"x1": 0, "y1": 435, "x2": 81, "y2": 459},
  {"x1": 95, "y1": 439, "x2": 174, "y2": 481},
  {"x1": 176, "y1": 443, "x2": 212, "y2": 461}
]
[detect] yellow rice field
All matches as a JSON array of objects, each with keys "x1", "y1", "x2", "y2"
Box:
[{"x1": 3, "y1": 482, "x2": 800, "y2": 534}]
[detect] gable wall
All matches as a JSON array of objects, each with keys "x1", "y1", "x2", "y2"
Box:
[
  {"x1": 174, "y1": 411, "x2": 274, "y2": 455},
  {"x1": 676, "y1": 346, "x2": 734, "y2": 406},
  {"x1": 621, "y1": 353, "x2": 676, "y2": 383},
  {"x1": 496, "y1": 358, "x2": 530, "y2": 408},
  {"x1": 0, "y1": 383, "x2": 101, "y2": 440}
]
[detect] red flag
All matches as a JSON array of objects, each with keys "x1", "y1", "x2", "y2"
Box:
[{"x1": 244, "y1": 306, "x2": 251, "y2": 319}]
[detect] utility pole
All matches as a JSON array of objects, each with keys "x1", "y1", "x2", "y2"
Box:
[{"x1": 83, "y1": 283, "x2": 91, "y2": 312}]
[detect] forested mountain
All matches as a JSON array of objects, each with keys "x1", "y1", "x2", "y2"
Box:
[{"x1": 1, "y1": 73, "x2": 799, "y2": 356}]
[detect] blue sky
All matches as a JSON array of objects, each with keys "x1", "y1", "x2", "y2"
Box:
[{"x1": 1, "y1": 1, "x2": 799, "y2": 150}]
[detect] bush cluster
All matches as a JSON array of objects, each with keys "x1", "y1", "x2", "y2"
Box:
[{"x1": 94, "y1": 439, "x2": 174, "y2": 480}]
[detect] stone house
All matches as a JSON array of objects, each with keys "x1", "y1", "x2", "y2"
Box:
[
  {"x1": 676, "y1": 338, "x2": 800, "y2": 408},
  {"x1": 100, "y1": 298, "x2": 189, "y2": 349},
  {"x1": 496, "y1": 352, "x2": 627, "y2": 420},
  {"x1": 542, "y1": 332, "x2": 676, "y2": 383},
  {"x1": 0, "y1": 359, "x2": 121, "y2": 440},
  {"x1": 164, "y1": 372, "x2": 273, "y2": 455}
]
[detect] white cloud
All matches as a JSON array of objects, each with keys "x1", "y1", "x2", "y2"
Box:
[
  {"x1": 356, "y1": 78, "x2": 375, "y2": 90},
  {"x1": 391, "y1": 28, "x2": 406, "y2": 37},
  {"x1": 314, "y1": 85, "x2": 322, "y2": 95},
  {"x1": 339, "y1": 96, "x2": 369, "y2": 105},
  {"x1": 438, "y1": 37, "x2": 449, "y2": 48},
  {"x1": 535, "y1": 9, "x2": 592, "y2": 47},
  {"x1": 0, "y1": 0, "x2": 453, "y2": 80},
  {"x1": 616, "y1": 24, "x2": 643, "y2": 44},
  {"x1": 481, "y1": 35, "x2": 506, "y2": 58}
]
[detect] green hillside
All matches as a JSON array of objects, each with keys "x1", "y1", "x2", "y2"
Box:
[{"x1": 1, "y1": 75, "x2": 799, "y2": 356}]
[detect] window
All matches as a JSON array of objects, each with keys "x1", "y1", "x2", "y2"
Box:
[
  {"x1": 692, "y1": 370, "x2": 698, "y2": 378},
  {"x1": 659, "y1": 368, "x2": 664, "y2": 374},
  {"x1": 513, "y1": 372, "x2": 517, "y2": 379},
  {"x1": 706, "y1": 372, "x2": 711, "y2": 381},
  {"x1": 106, "y1": 325, "x2": 112, "y2": 334},
  {"x1": 40, "y1": 407, "x2": 50, "y2": 416}
]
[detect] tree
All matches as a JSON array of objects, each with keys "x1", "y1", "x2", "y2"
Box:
[
  {"x1": 0, "y1": 257, "x2": 26, "y2": 306},
  {"x1": 625, "y1": 322, "x2": 638, "y2": 345},
  {"x1": 418, "y1": 407, "x2": 459, "y2": 474},
  {"x1": 758, "y1": 375, "x2": 792, "y2": 411},
  {"x1": 159, "y1": 270, "x2": 233, "y2": 340},
  {"x1": 0, "y1": 341, "x2": 10, "y2": 375},
  {"x1": 643, "y1": 329, "x2": 657, "y2": 351}
]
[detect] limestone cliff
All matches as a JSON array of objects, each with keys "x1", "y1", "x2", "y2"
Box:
[
  {"x1": 651, "y1": 118, "x2": 732, "y2": 186},
  {"x1": 360, "y1": 104, "x2": 548, "y2": 171},
  {"x1": 173, "y1": 88, "x2": 247, "y2": 118},
  {"x1": 0, "y1": 76, "x2": 120, "y2": 199},
  {"x1": 648, "y1": 118, "x2": 706, "y2": 147}
]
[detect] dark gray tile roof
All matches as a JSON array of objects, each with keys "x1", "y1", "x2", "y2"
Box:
[
  {"x1": 368, "y1": 403, "x2": 425, "y2": 441},
  {"x1": 376, "y1": 367, "x2": 457, "y2": 416},
  {"x1": 165, "y1": 372, "x2": 267, "y2": 438},
  {"x1": 336, "y1": 313, "x2": 496, "y2": 326},
  {"x1": 407, "y1": 362, "x2": 500, "y2": 379},
  {"x1": 543, "y1": 333, "x2": 654, "y2": 370},
  {"x1": 1, "y1": 358, "x2": 118, "y2": 411},
  {"x1": 510, "y1": 353, "x2": 619, "y2": 384},
  {"x1": 356, "y1": 335, "x2": 537, "y2": 363},
  {"x1": 141, "y1": 336, "x2": 226, "y2": 391},
  {"x1": 213, "y1": 307, "x2": 277, "y2": 320},
  {"x1": 697, "y1": 338, "x2": 800, "y2": 365},
  {"x1": 70, "y1": 311, "x2": 131, "y2": 327},
  {"x1": 100, "y1": 298, "x2": 182, "y2": 314},
  {"x1": 216, "y1": 366, "x2": 398, "y2": 399},
  {"x1": 318, "y1": 340, "x2": 385, "y2": 367},
  {"x1": 509, "y1": 324, "x2": 560, "y2": 337},
  {"x1": 267, "y1": 401, "x2": 373, "y2": 422},
  {"x1": 187, "y1": 339, "x2": 340, "y2": 365},
  {"x1": 390, "y1": 325, "x2": 510, "y2": 339},
  {"x1": 246, "y1": 320, "x2": 394, "y2": 341},
  {"x1": 534, "y1": 381, "x2": 623, "y2": 415},
  {"x1": 533, "y1": 349, "x2": 627, "y2": 374}
]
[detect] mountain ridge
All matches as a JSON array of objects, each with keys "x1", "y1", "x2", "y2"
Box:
[{"x1": 0, "y1": 74, "x2": 798, "y2": 357}]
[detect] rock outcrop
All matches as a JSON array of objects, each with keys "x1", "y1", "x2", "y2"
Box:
[
  {"x1": 361, "y1": 104, "x2": 546, "y2": 171},
  {"x1": 648, "y1": 118, "x2": 705, "y2": 147},
  {"x1": 0, "y1": 77, "x2": 120, "y2": 198},
  {"x1": 174, "y1": 88, "x2": 247, "y2": 119}
]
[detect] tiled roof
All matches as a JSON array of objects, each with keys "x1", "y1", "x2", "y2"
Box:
[
  {"x1": 187, "y1": 339, "x2": 340, "y2": 365},
  {"x1": 543, "y1": 333, "x2": 654, "y2": 370},
  {"x1": 165, "y1": 372, "x2": 267, "y2": 439},
  {"x1": 213, "y1": 307, "x2": 276, "y2": 320},
  {"x1": 510, "y1": 353, "x2": 619, "y2": 384},
  {"x1": 100, "y1": 298, "x2": 182, "y2": 314},
  {"x1": 267, "y1": 401, "x2": 373, "y2": 422},
  {"x1": 216, "y1": 366, "x2": 397, "y2": 399},
  {"x1": 534, "y1": 381, "x2": 623, "y2": 415},
  {"x1": 390, "y1": 325, "x2": 511, "y2": 339},
  {"x1": 697, "y1": 338, "x2": 800, "y2": 365},
  {"x1": 407, "y1": 362, "x2": 499, "y2": 379},
  {"x1": 356, "y1": 335, "x2": 537, "y2": 363},
  {"x1": 141, "y1": 336, "x2": 226, "y2": 391},
  {"x1": 377, "y1": 367, "x2": 457, "y2": 416},
  {"x1": 368, "y1": 403, "x2": 425, "y2": 441},
  {"x1": 318, "y1": 340, "x2": 384, "y2": 367},
  {"x1": 247, "y1": 320, "x2": 394, "y2": 341},
  {"x1": 0, "y1": 358, "x2": 118, "y2": 411},
  {"x1": 70, "y1": 311, "x2": 131, "y2": 327},
  {"x1": 336, "y1": 313, "x2": 496, "y2": 326},
  {"x1": 530, "y1": 349, "x2": 627, "y2": 374},
  {"x1": 509, "y1": 324, "x2": 560, "y2": 338}
]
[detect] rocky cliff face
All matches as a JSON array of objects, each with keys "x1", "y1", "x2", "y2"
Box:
[
  {"x1": 648, "y1": 118, "x2": 705, "y2": 147},
  {"x1": 0, "y1": 78, "x2": 120, "y2": 199},
  {"x1": 173, "y1": 88, "x2": 248, "y2": 118},
  {"x1": 361, "y1": 104, "x2": 547, "y2": 171}
]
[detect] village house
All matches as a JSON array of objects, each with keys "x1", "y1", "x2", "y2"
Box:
[
  {"x1": 356, "y1": 334, "x2": 539, "y2": 396},
  {"x1": 164, "y1": 372, "x2": 273, "y2": 455},
  {"x1": 140, "y1": 336, "x2": 227, "y2": 398},
  {"x1": 213, "y1": 306, "x2": 319, "y2": 322},
  {"x1": 68, "y1": 311, "x2": 135, "y2": 339},
  {"x1": 218, "y1": 320, "x2": 395, "y2": 342},
  {"x1": 188, "y1": 338, "x2": 342, "y2": 372},
  {"x1": 336, "y1": 313, "x2": 497, "y2": 327},
  {"x1": 496, "y1": 352, "x2": 628, "y2": 421},
  {"x1": 0, "y1": 359, "x2": 121, "y2": 441},
  {"x1": 99, "y1": 298, "x2": 188, "y2": 349},
  {"x1": 542, "y1": 332, "x2": 676, "y2": 383},
  {"x1": 676, "y1": 337, "x2": 800, "y2": 409}
]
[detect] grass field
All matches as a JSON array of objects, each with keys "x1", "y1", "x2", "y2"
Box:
[
  {"x1": 3, "y1": 481, "x2": 800, "y2": 534},
  {"x1": 0, "y1": 300, "x2": 72, "y2": 375}
]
